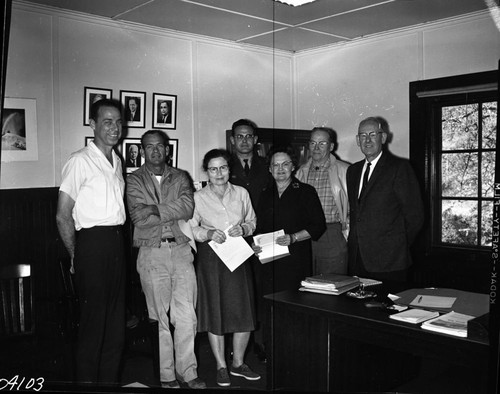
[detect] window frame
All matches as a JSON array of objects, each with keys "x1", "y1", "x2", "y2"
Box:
[{"x1": 410, "y1": 70, "x2": 497, "y2": 263}]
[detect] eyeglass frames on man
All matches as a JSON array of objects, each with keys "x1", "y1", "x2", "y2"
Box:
[
  {"x1": 357, "y1": 131, "x2": 382, "y2": 141},
  {"x1": 308, "y1": 141, "x2": 329, "y2": 148},
  {"x1": 234, "y1": 134, "x2": 254, "y2": 141}
]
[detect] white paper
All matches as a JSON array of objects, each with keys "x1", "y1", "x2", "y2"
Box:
[
  {"x1": 253, "y1": 229, "x2": 290, "y2": 264},
  {"x1": 410, "y1": 295, "x2": 456, "y2": 309},
  {"x1": 209, "y1": 227, "x2": 254, "y2": 272}
]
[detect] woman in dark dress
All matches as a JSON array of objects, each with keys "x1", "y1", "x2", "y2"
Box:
[{"x1": 252, "y1": 145, "x2": 326, "y2": 296}]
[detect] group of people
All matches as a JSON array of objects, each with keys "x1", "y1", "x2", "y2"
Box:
[{"x1": 55, "y1": 98, "x2": 424, "y2": 389}]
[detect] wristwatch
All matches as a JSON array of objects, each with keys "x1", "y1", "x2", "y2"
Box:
[{"x1": 291, "y1": 233, "x2": 298, "y2": 243}]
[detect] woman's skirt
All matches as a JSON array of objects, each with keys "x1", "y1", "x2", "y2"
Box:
[{"x1": 195, "y1": 241, "x2": 256, "y2": 335}]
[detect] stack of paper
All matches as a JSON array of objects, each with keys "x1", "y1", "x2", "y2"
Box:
[
  {"x1": 253, "y1": 229, "x2": 290, "y2": 263},
  {"x1": 421, "y1": 311, "x2": 475, "y2": 337},
  {"x1": 299, "y1": 273, "x2": 360, "y2": 296},
  {"x1": 409, "y1": 295, "x2": 456, "y2": 310},
  {"x1": 389, "y1": 308, "x2": 439, "y2": 324}
]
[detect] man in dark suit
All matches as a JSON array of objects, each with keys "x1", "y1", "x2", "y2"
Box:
[
  {"x1": 125, "y1": 97, "x2": 140, "y2": 122},
  {"x1": 126, "y1": 144, "x2": 142, "y2": 168},
  {"x1": 157, "y1": 100, "x2": 171, "y2": 124},
  {"x1": 228, "y1": 118, "x2": 272, "y2": 362},
  {"x1": 346, "y1": 117, "x2": 424, "y2": 282}
]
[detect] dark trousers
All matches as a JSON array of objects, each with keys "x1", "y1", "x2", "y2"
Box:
[
  {"x1": 74, "y1": 225, "x2": 126, "y2": 384},
  {"x1": 349, "y1": 246, "x2": 408, "y2": 282}
]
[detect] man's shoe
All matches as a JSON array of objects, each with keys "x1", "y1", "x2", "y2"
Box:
[
  {"x1": 229, "y1": 363, "x2": 261, "y2": 381},
  {"x1": 185, "y1": 377, "x2": 206, "y2": 389},
  {"x1": 161, "y1": 380, "x2": 180, "y2": 389},
  {"x1": 216, "y1": 368, "x2": 231, "y2": 387}
]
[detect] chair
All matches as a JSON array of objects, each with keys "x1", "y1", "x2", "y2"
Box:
[
  {"x1": 0, "y1": 263, "x2": 34, "y2": 337},
  {"x1": 58, "y1": 258, "x2": 79, "y2": 342}
]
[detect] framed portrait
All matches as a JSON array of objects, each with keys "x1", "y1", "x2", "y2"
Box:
[
  {"x1": 1, "y1": 98, "x2": 38, "y2": 162},
  {"x1": 152, "y1": 93, "x2": 177, "y2": 130},
  {"x1": 167, "y1": 138, "x2": 178, "y2": 168},
  {"x1": 121, "y1": 90, "x2": 146, "y2": 129},
  {"x1": 83, "y1": 87, "x2": 112, "y2": 126},
  {"x1": 122, "y1": 138, "x2": 143, "y2": 173},
  {"x1": 84, "y1": 136, "x2": 94, "y2": 146}
]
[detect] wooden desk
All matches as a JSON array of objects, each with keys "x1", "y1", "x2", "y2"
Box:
[{"x1": 264, "y1": 290, "x2": 489, "y2": 392}]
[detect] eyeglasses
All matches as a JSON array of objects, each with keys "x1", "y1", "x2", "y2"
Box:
[
  {"x1": 207, "y1": 165, "x2": 229, "y2": 174},
  {"x1": 271, "y1": 161, "x2": 293, "y2": 170},
  {"x1": 234, "y1": 134, "x2": 254, "y2": 141},
  {"x1": 309, "y1": 141, "x2": 329, "y2": 148},
  {"x1": 358, "y1": 132, "x2": 382, "y2": 141}
]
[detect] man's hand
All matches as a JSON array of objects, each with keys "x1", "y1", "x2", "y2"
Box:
[{"x1": 130, "y1": 203, "x2": 160, "y2": 222}]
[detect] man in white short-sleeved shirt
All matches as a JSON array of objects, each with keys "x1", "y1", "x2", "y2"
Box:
[{"x1": 56, "y1": 98, "x2": 126, "y2": 385}]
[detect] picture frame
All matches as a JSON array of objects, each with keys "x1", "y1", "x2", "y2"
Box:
[
  {"x1": 167, "y1": 138, "x2": 178, "y2": 168},
  {"x1": 120, "y1": 90, "x2": 146, "y2": 129},
  {"x1": 152, "y1": 93, "x2": 177, "y2": 130},
  {"x1": 83, "y1": 87, "x2": 112, "y2": 126},
  {"x1": 84, "y1": 136, "x2": 94, "y2": 146},
  {"x1": 122, "y1": 138, "x2": 143, "y2": 173},
  {"x1": 1, "y1": 98, "x2": 38, "y2": 162}
]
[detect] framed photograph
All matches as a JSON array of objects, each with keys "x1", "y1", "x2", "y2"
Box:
[
  {"x1": 152, "y1": 93, "x2": 177, "y2": 130},
  {"x1": 83, "y1": 87, "x2": 112, "y2": 126},
  {"x1": 1, "y1": 98, "x2": 38, "y2": 162},
  {"x1": 122, "y1": 138, "x2": 143, "y2": 173},
  {"x1": 121, "y1": 90, "x2": 146, "y2": 128},
  {"x1": 84, "y1": 136, "x2": 94, "y2": 146},
  {"x1": 167, "y1": 138, "x2": 178, "y2": 168}
]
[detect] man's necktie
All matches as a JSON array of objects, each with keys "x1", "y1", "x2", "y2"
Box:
[
  {"x1": 243, "y1": 159, "x2": 250, "y2": 177},
  {"x1": 359, "y1": 162, "x2": 371, "y2": 201}
]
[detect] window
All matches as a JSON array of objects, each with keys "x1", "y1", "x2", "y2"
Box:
[
  {"x1": 410, "y1": 70, "x2": 498, "y2": 257},
  {"x1": 439, "y1": 98, "x2": 497, "y2": 248}
]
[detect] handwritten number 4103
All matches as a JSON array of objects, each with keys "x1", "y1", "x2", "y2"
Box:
[{"x1": 0, "y1": 376, "x2": 44, "y2": 391}]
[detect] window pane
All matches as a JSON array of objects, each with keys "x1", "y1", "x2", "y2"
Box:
[
  {"x1": 481, "y1": 201, "x2": 493, "y2": 247},
  {"x1": 441, "y1": 200, "x2": 478, "y2": 245},
  {"x1": 482, "y1": 151, "x2": 495, "y2": 197},
  {"x1": 482, "y1": 101, "x2": 497, "y2": 149},
  {"x1": 441, "y1": 152, "x2": 478, "y2": 197},
  {"x1": 442, "y1": 104, "x2": 478, "y2": 151}
]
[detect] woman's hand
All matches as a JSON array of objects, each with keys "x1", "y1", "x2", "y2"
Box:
[
  {"x1": 276, "y1": 234, "x2": 293, "y2": 246},
  {"x1": 208, "y1": 229, "x2": 226, "y2": 244},
  {"x1": 251, "y1": 243, "x2": 262, "y2": 256},
  {"x1": 228, "y1": 224, "x2": 244, "y2": 237}
]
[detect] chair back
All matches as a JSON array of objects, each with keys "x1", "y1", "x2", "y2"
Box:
[{"x1": 0, "y1": 264, "x2": 34, "y2": 337}]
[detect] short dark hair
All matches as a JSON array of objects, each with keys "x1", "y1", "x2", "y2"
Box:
[
  {"x1": 90, "y1": 98, "x2": 122, "y2": 121},
  {"x1": 311, "y1": 126, "x2": 336, "y2": 143},
  {"x1": 231, "y1": 119, "x2": 258, "y2": 136},
  {"x1": 266, "y1": 145, "x2": 298, "y2": 169},
  {"x1": 141, "y1": 129, "x2": 170, "y2": 148},
  {"x1": 202, "y1": 149, "x2": 232, "y2": 172}
]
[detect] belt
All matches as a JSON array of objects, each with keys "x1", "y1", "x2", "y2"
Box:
[{"x1": 161, "y1": 237, "x2": 176, "y2": 243}]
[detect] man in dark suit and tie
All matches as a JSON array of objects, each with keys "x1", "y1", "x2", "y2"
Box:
[
  {"x1": 228, "y1": 118, "x2": 272, "y2": 362},
  {"x1": 157, "y1": 100, "x2": 171, "y2": 123},
  {"x1": 346, "y1": 117, "x2": 424, "y2": 282},
  {"x1": 126, "y1": 144, "x2": 142, "y2": 168},
  {"x1": 125, "y1": 97, "x2": 140, "y2": 122}
]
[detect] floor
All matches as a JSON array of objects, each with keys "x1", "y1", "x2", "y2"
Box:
[{"x1": 120, "y1": 331, "x2": 267, "y2": 391}]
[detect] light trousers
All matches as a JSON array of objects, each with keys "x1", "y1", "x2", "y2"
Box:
[{"x1": 137, "y1": 242, "x2": 198, "y2": 383}]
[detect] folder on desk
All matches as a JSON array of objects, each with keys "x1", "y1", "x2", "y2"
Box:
[{"x1": 300, "y1": 274, "x2": 360, "y2": 295}]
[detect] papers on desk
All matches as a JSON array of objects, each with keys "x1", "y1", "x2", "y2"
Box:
[
  {"x1": 421, "y1": 311, "x2": 474, "y2": 337},
  {"x1": 300, "y1": 274, "x2": 360, "y2": 296},
  {"x1": 253, "y1": 229, "x2": 290, "y2": 263},
  {"x1": 409, "y1": 295, "x2": 456, "y2": 309},
  {"x1": 209, "y1": 228, "x2": 254, "y2": 272},
  {"x1": 389, "y1": 308, "x2": 439, "y2": 324}
]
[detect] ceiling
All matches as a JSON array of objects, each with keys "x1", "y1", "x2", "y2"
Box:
[{"x1": 20, "y1": 0, "x2": 490, "y2": 52}]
